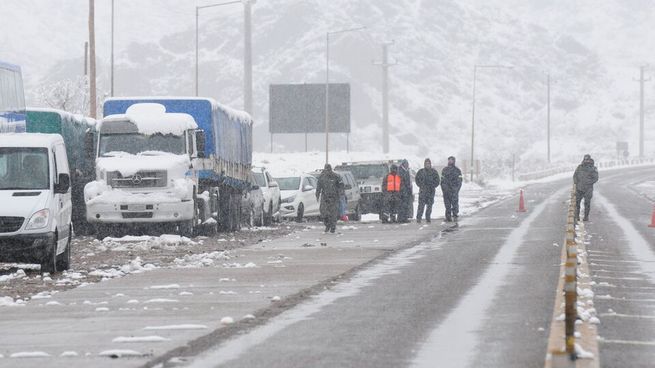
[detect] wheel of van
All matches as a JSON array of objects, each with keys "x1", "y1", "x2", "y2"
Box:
[
  {"x1": 41, "y1": 235, "x2": 58, "y2": 274},
  {"x1": 180, "y1": 220, "x2": 194, "y2": 238},
  {"x1": 296, "y1": 203, "x2": 304, "y2": 223},
  {"x1": 264, "y1": 202, "x2": 273, "y2": 226},
  {"x1": 56, "y1": 226, "x2": 72, "y2": 271},
  {"x1": 94, "y1": 224, "x2": 110, "y2": 241}
]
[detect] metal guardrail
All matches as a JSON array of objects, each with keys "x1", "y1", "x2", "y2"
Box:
[
  {"x1": 518, "y1": 158, "x2": 655, "y2": 182},
  {"x1": 564, "y1": 185, "x2": 578, "y2": 359}
]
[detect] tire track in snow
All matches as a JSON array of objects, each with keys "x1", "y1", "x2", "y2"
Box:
[{"x1": 412, "y1": 188, "x2": 566, "y2": 368}]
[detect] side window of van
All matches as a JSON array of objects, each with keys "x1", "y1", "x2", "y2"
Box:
[{"x1": 0, "y1": 155, "x2": 6, "y2": 178}]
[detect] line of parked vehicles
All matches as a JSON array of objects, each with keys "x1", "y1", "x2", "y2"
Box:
[{"x1": 0, "y1": 60, "x2": 408, "y2": 273}]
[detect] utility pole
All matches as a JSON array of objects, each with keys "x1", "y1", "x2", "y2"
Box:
[
  {"x1": 373, "y1": 42, "x2": 396, "y2": 154},
  {"x1": 88, "y1": 0, "x2": 97, "y2": 118},
  {"x1": 84, "y1": 42, "x2": 88, "y2": 76},
  {"x1": 110, "y1": 0, "x2": 115, "y2": 97},
  {"x1": 635, "y1": 66, "x2": 650, "y2": 158},
  {"x1": 547, "y1": 73, "x2": 551, "y2": 163},
  {"x1": 243, "y1": 0, "x2": 253, "y2": 115}
]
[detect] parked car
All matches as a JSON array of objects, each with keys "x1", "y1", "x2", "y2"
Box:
[
  {"x1": 277, "y1": 173, "x2": 320, "y2": 222},
  {"x1": 0, "y1": 133, "x2": 72, "y2": 273},
  {"x1": 252, "y1": 167, "x2": 281, "y2": 225},
  {"x1": 241, "y1": 172, "x2": 265, "y2": 227},
  {"x1": 310, "y1": 169, "x2": 362, "y2": 221}
]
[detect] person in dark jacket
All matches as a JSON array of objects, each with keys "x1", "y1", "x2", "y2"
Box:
[
  {"x1": 573, "y1": 154, "x2": 599, "y2": 221},
  {"x1": 415, "y1": 158, "x2": 440, "y2": 223},
  {"x1": 441, "y1": 156, "x2": 463, "y2": 222},
  {"x1": 397, "y1": 159, "x2": 413, "y2": 223},
  {"x1": 382, "y1": 164, "x2": 402, "y2": 223},
  {"x1": 316, "y1": 164, "x2": 344, "y2": 233}
]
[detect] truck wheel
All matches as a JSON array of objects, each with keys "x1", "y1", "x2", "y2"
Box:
[
  {"x1": 41, "y1": 235, "x2": 58, "y2": 274},
  {"x1": 94, "y1": 225, "x2": 110, "y2": 241},
  {"x1": 56, "y1": 227, "x2": 72, "y2": 271},
  {"x1": 264, "y1": 203, "x2": 273, "y2": 226},
  {"x1": 180, "y1": 220, "x2": 194, "y2": 238},
  {"x1": 296, "y1": 203, "x2": 304, "y2": 223}
]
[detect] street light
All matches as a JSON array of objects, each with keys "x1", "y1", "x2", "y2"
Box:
[
  {"x1": 195, "y1": 0, "x2": 255, "y2": 114},
  {"x1": 469, "y1": 64, "x2": 513, "y2": 182},
  {"x1": 325, "y1": 25, "x2": 366, "y2": 164}
]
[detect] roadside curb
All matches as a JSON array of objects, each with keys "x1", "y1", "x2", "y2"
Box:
[{"x1": 545, "y1": 219, "x2": 600, "y2": 368}]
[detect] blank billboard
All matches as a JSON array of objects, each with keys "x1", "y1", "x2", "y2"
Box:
[{"x1": 269, "y1": 83, "x2": 350, "y2": 134}]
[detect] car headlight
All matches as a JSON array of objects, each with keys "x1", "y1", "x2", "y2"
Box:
[
  {"x1": 26, "y1": 209, "x2": 50, "y2": 230},
  {"x1": 281, "y1": 195, "x2": 296, "y2": 204}
]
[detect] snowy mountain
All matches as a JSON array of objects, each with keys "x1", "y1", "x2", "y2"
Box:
[{"x1": 2, "y1": 0, "x2": 652, "y2": 171}]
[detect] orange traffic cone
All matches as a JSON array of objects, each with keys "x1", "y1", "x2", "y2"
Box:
[
  {"x1": 518, "y1": 189, "x2": 527, "y2": 212},
  {"x1": 649, "y1": 205, "x2": 655, "y2": 228}
]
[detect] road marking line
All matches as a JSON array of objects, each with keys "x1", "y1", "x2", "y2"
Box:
[
  {"x1": 412, "y1": 189, "x2": 565, "y2": 368},
  {"x1": 599, "y1": 313, "x2": 655, "y2": 319},
  {"x1": 599, "y1": 339, "x2": 655, "y2": 346}
]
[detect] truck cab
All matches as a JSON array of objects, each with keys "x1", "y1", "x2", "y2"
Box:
[
  {"x1": 84, "y1": 103, "x2": 205, "y2": 238},
  {"x1": 0, "y1": 133, "x2": 72, "y2": 273}
]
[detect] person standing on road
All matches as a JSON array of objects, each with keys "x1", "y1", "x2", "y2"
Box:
[
  {"x1": 573, "y1": 154, "x2": 599, "y2": 222},
  {"x1": 441, "y1": 156, "x2": 463, "y2": 222},
  {"x1": 382, "y1": 164, "x2": 402, "y2": 223},
  {"x1": 316, "y1": 164, "x2": 344, "y2": 233},
  {"x1": 398, "y1": 159, "x2": 413, "y2": 223},
  {"x1": 415, "y1": 158, "x2": 440, "y2": 223}
]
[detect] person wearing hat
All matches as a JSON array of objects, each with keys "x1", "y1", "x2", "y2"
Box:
[
  {"x1": 441, "y1": 156, "x2": 463, "y2": 222},
  {"x1": 573, "y1": 154, "x2": 598, "y2": 221},
  {"x1": 397, "y1": 159, "x2": 414, "y2": 223},
  {"x1": 316, "y1": 163, "x2": 344, "y2": 233},
  {"x1": 415, "y1": 158, "x2": 440, "y2": 223},
  {"x1": 382, "y1": 164, "x2": 402, "y2": 223}
]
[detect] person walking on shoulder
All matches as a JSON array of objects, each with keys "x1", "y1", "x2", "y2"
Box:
[
  {"x1": 415, "y1": 158, "x2": 440, "y2": 223},
  {"x1": 398, "y1": 159, "x2": 413, "y2": 223},
  {"x1": 441, "y1": 156, "x2": 462, "y2": 222},
  {"x1": 316, "y1": 164, "x2": 344, "y2": 233},
  {"x1": 573, "y1": 154, "x2": 599, "y2": 222}
]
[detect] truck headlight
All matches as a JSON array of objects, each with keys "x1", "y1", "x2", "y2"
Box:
[
  {"x1": 281, "y1": 195, "x2": 296, "y2": 204},
  {"x1": 26, "y1": 209, "x2": 50, "y2": 230}
]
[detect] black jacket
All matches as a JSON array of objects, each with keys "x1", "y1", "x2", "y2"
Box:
[
  {"x1": 399, "y1": 166, "x2": 412, "y2": 196},
  {"x1": 573, "y1": 162, "x2": 598, "y2": 193},
  {"x1": 415, "y1": 168, "x2": 440, "y2": 197},
  {"x1": 441, "y1": 165, "x2": 462, "y2": 193}
]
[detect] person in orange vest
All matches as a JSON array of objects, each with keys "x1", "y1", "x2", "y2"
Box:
[{"x1": 382, "y1": 164, "x2": 402, "y2": 223}]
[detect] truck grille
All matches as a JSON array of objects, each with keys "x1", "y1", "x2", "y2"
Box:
[
  {"x1": 0, "y1": 217, "x2": 24, "y2": 233},
  {"x1": 108, "y1": 171, "x2": 167, "y2": 188}
]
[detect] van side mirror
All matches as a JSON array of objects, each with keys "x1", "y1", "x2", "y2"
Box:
[
  {"x1": 303, "y1": 185, "x2": 314, "y2": 192},
  {"x1": 84, "y1": 130, "x2": 95, "y2": 161},
  {"x1": 55, "y1": 173, "x2": 70, "y2": 194},
  {"x1": 196, "y1": 130, "x2": 206, "y2": 158}
]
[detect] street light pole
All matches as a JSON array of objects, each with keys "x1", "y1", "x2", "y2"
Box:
[
  {"x1": 110, "y1": 0, "x2": 115, "y2": 97},
  {"x1": 469, "y1": 64, "x2": 513, "y2": 182},
  {"x1": 547, "y1": 73, "x2": 551, "y2": 163},
  {"x1": 194, "y1": 0, "x2": 243, "y2": 97},
  {"x1": 324, "y1": 25, "x2": 366, "y2": 165}
]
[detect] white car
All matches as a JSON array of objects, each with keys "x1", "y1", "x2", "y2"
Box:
[
  {"x1": 252, "y1": 167, "x2": 280, "y2": 225},
  {"x1": 0, "y1": 133, "x2": 73, "y2": 273},
  {"x1": 277, "y1": 174, "x2": 320, "y2": 222}
]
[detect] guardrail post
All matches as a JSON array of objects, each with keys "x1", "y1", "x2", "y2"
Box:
[{"x1": 564, "y1": 185, "x2": 578, "y2": 360}]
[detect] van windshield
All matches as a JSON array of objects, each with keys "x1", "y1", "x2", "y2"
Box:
[
  {"x1": 98, "y1": 133, "x2": 185, "y2": 157},
  {"x1": 0, "y1": 147, "x2": 49, "y2": 190}
]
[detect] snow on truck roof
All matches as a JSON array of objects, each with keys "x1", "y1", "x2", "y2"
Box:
[
  {"x1": 101, "y1": 103, "x2": 198, "y2": 135},
  {"x1": 104, "y1": 96, "x2": 253, "y2": 125},
  {"x1": 0, "y1": 133, "x2": 64, "y2": 147}
]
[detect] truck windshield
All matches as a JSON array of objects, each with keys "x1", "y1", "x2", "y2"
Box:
[
  {"x1": 336, "y1": 164, "x2": 388, "y2": 180},
  {"x1": 0, "y1": 147, "x2": 49, "y2": 190},
  {"x1": 276, "y1": 177, "x2": 300, "y2": 191},
  {"x1": 99, "y1": 133, "x2": 185, "y2": 157}
]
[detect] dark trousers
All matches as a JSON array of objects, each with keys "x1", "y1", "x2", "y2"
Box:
[
  {"x1": 383, "y1": 192, "x2": 400, "y2": 222},
  {"x1": 575, "y1": 190, "x2": 593, "y2": 220},
  {"x1": 321, "y1": 198, "x2": 338, "y2": 230},
  {"x1": 443, "y1": 190, "x2": 459, "y2": 219},
  {"x1": 398, "y1": 193, "x2": 413, "y2": 221},
  {"x1": 417, "y1": 193, "x2": 434, "y2": 220}
]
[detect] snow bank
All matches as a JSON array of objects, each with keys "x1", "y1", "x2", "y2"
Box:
[
  {"x1": 112, "y1": 335, "x2": 170, "y2": 343},
  {"x1": 9, "y1": 352, "x2": 50, "y2": 358},
  {"x1": 0, "y1": 296, "x2": 26, "y2": 307}
]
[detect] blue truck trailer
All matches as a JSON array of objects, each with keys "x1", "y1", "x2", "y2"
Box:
[{"x1": 85, "y1": 97, "x2": 252, "y2": 236}]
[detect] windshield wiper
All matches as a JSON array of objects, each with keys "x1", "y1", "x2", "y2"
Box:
[{"x1": 1, "y1": 187, "x2": 47, "y2": 190}]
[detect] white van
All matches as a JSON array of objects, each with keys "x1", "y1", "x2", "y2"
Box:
[{"x1": 0, "y1": 133, "x2": 72, "y2": 273}]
